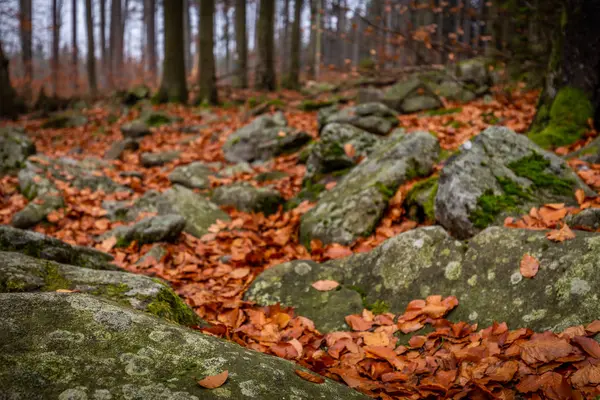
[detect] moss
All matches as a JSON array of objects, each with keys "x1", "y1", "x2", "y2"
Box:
[
  {"x1": 43, "y1": 263, "x2": 72, "y2": 291},
  {"x1": 508, "y1": 153, "x2": 574, "y2": 195},
  {"x1": 529, "y1": 87, "x2": 593, "y2": 148},
  {"x1": 374, "y1": 182, "x2": 396, "y2": 200},
  {"x1": 92, "y1": 283, "x2": 130, "y2": 299},
  {"x1": 1, "y1": 279, "x2": 27, "y2": 292},
  {"x1": 115, "y1": 236, "x2": 131, "y2": 248},
  {"x1": 299, "y1": 99, "x2": 335, "y2": 111},
  {"x1": 145, "y1": 113, "x2": 171, "y2": 127},
  {"x1": 368, "y1": 300, "x2": 390, "y2": 315},
  {"x1": 406, "y1": 176, "x2": 439, "y2": 221},
  {"x1": 146, "y1": 283, "x2": 200, "y2": 326},
  {"x1": 437, "y1": 149, "x2": 454, "y2": 162},
  {"x1": 423, "y1": 107, "x2": 463, "y2": 116}
]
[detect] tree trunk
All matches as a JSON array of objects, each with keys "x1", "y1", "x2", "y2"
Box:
[
  {"x1": 144, "y1": 0, "x2": 157, "y2": 82},
  {"x1": 255, "y1": 0, "x2": 276, "y2": 90},
  {"x1": 184, "y1": 0, "x2": 193, "y2": 76},
  {"x1": 198, "y1": 0, "x2": 218, "y2": 104},
  {"x1": 314, "y1": 0, "x2": 322, "y2": 80},
  {"x1": 286, "y1": 0, "x2": 302, "y2": 89},
  {"x1": 19, "y1": 0, "x2": 33, "y2": 101},
  {"x1": 109, "y1": 0, "x2": 123, "y2": 87},
  {"x1": 156, "y1": 0, "x2": 188, "y2": 103},
  {"x1": 72, "y1": 0, "x2": 78, "y2": 93},
  {"x1": 85, "y1": 0, "x2": 97, "y2": 98},
  {"x1": 530, "y1": 1, "x2": 600, "y2": 149},
  {"x1": 0, "y1": 41, "x2": 19, "y2": 119},
  {"x1": 223, "y1": 0, "x2": 231, "y2": 76},
  {"x1": 280, "y1": 0, "x2": 290, "y2": 74},
  {"x1": 52, "y1": 0, "x2": 60, "y2": 97},
  {"x1": 235, "y1": 0, "x2": 248, "y2": 88},
  {"x1": 306, "y1": 0, "x2": 317, "y2": 79},
  {"x1": 100, "y1": 0, "x2": 107, "y2": 78}
]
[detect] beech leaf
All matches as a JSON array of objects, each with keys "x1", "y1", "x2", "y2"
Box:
[
  {"x1": 311, "y1": 280, "x2": 340, "y2": 291},
  {"x1": 198, "y1": 370, "x2": 228, "y2": 389}
]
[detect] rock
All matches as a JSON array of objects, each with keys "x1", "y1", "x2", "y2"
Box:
[
  {"x1": 223, "y1": 112, "x2": 311, "y2": 162},
  {"x1": 121, "y1": 120, "x2": 151, "y2": 138},
  {"x1": 140, "y1": 151, "x2": 181, "y2": 167},
  {"x1": 0, "y1": 127, "x2": 36, "y2": 175},
  {"x1": 430, "y1": 81, "x2": 477, "y2": 103},
  {"x1": 211, "y1": 183, "x2": 284, "y2": 215},
  {"x1": 11, "y1": 193, "x2": 64, "y2": 229},
  {"x1": 405, "y1": 176, "x2": 439, "y2": 222},
  {"x1": 158, "y1": 185, "x2": 230, "y2": 237},
  {"x1": 104, "y1": 138, "x2": 140, "y2": 160},
  {"x1": 566, "y1": 208, "x2": 600, "y2": 230},
  {"x1": 0, "y1": 252, "x2": 200, "y2": 326},
  {"x1": 104, "y1": 215, "x2": 186, "y2": 245},
  {"x1": 0, "y1": 225, "x2": 116, "y2": 270},
  {"x1": 136, "y1": 245, "x2": 167, "y2": 265},
  {"x1": 567, "y1": 136, "x2": 600, "y2": 164},
  {"x1": 255, "y1": 171, "x2": 289, "y2": 182},
  {"x1": 383, "y1": 76, "x2": 443, "y2": 113},
  {"x1": 300, "y1": 131, "x2": 439, "y2": 245},
  {"x1": 41, "y1": 111, "x2": 88, "y2": 129},
  {"x1": 122, "y1": 84, "x2": 151, "y2": 105},
  {"x1": 299, "y1": 99, "x2": 336, "y2": 111},
  {"x1": 117, "y1": 190, "x2": 163, "y2": 222},
  {"x1": 168, "y1": 162, "x2": 214, "y2": 189},
  {"x1": 0, "y1": 293, "x2": 367, "y2": 400},
  {"x1": 357, "y1": 87, "x2": 384, "y2": 104},
  {"x1": 248, "y1": 226, "x2": 600, "y2": 334},
  {"x1": 220, "y1": 162, "x2": 254, "y2": 177},
  {"x1": 454, "y1": 58, "x2": 491, "y2": 87},
  {"x1": 321, "y1": 102, "x2": 399, "y2": 136},
  {"x1": 317, "y1": 105, "x2": 340, "y2": 128},
  {"x1": 435, "y1": 127, "x2": 593, "y2": 239}
]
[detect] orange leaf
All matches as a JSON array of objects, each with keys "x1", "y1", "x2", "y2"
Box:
[
  {"x1": 520, "y1": 254, "x2": 540, "y2": 278},
  {"x1": 575, "y1": 189, "x2": 585, "y2": 205},
  {"x1": 323, "y1": 245, "x2": 352, "y2": 259},
  {"x1": 198, "y1": 370, "x2": 228, "y2": 389},
  {"x1": 546, "y1": 224, "x2": 575, "y2": 242},
  {"x1": 344, "y1": 143, "x2": 356, "y2": 158},
  {"x1": 99, "y1": 236, "x2": 117, "y2": 252},
  {"x1": 295, "y1": 369, "x2": 325, "y2": 384},
  {"x1": 345, "y1": 314, "x2": 373, "y2": 331},
  {"x1": 311, "y1": 280, "x2": 340, "y2": 291},
  {"x1": 230, "y1": 267, "x2": 250, "y2": 279}
]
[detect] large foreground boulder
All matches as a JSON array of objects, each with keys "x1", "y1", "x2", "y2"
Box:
[
  {"x1": 319, "y1": 102, "x2": 399, "y2": 135},
  {"x1": 300, "y1": 131, "x2": 439, "y2": 245},
  {"x1": 0, "y1": 292, "x2": 368, "y2": 400},
  {"x1": 223, "y1": 112, "x2": 311, "y2": 162},
  {"x1": 247, "y1": 226, "x2": 600, "y2": 334},
  {"x1": 0, "y1": 127, "x2": 36, "y2": 175},
  {"x1": 435, "y1": 126, "x2": 593, "y2": 239}
]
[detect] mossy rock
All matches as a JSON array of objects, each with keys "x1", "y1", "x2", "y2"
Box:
[
  {"x1": 299, "y1": 99, "x2": 336, "y2": 111},
  {"x1": 0, "y1": 292, "x2": 368, "y2": 399},
  {"x1": 41, "y1": 111, "x2": 88, "y2": 129},
  {"x1": 211, "y1": 182, "x2": 284, "y2": 215},
  {"x1": 383, "y1": 76, "x2": 443, "y2": 114},
  {"x1": 168, "y1": 162, "x2": 215, "y2": 190},
  {"x1": 405, "y1": 176, "x2": 439, "y2": 222},
  {"x1": 0, "y1": 127, "x2": 36, "y2": 175},
  {"x1": 321, "y1": 102, "x2": 399, "y2": 135}
]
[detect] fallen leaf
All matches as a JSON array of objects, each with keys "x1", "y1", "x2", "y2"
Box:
[
  {"x1": 55, "y1": 289, "x2": 79, "y2": 293},
  {"x1": 520, "y1": 253, "x2": 540, "y2": 278},
  {"x1": 311, "y1": 280, "x2": 340, "y2": 291},
  {"x1": 546, "y1": 224, "x2": 575, "y2": 242},
  {"x1": 295, "y1": 369, "x2": 325, "y2": 384},
  {"x1": 230, "y1": 267, "x2": 250, "y2": 279},
  {"x1": 575, "y1": 189, "x2": 585, "y2": 205},
  {"x1": 99, "y1": 236, "x2": 117, "y2": 252},
  {"x1": 344, "y1": 143, "x2": 356, "y2": 158},
  {"x1": 323, "y1": 245, "x2": 352, "y2": 259},
  {"x1": 197, "y1": 370, "x2": 228, "y2": 389}
]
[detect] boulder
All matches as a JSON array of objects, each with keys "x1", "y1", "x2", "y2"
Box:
[
  {"x1": 0, "y1": 225, "x2": 116, "y2": 270},
  {"x1": 430, "y1": 81, "x2": 477, "y2": 103},
  {"x1": 255, "y1": 171, "x2": 289, "y2": 182},
  {"x1": 168, "y1": 162, "x2": 215, "y2": 190},
  {"x1": 248, "y1": 226, "x2": 600, "y2": 334},
  {"x1": 566, "y1": 136, "x2": 600, "y2": 164},
  {"x1": 104, "y1": 138, "x2": 140, "y2": 160},
  {"x1": 140, "y1": 151, "x2": 181, "y2": 167},
  {"x1": 404, "y1": 176, "x2": 439, "y2": 222},
  {"x1": 566, "y1": 208, "x2": 600, "y2": 230},
  {"x1": 211, "y1": 182, "x2": 284, "y2": 215},
  {"x1": 11, "y1": 193, "x2": 64, "y2": 229},
  {"x1": 454, "y1": 58, "x2": 492, "y2": 88},
  {"x1": 300, "y1": 131, "x2": 439, "y2": 246},
  {"x1": 41, "y1": 111, "x2": 88, "y2": 129},
  {"x1": 122, "y1": 84, "x2": 151, "y2": 105},
  {"x1": 320, "y1": 102, "x2": 399, "y2": 136},
  {"x1": 0, "y1": 251, "x2": 200, "y2": 326},
  {"x1": 223, "y1": 112, "x2": 311, "y2": 162},
  {"x1": 104, "y1": 215, "x2": 186, "y2": 245},
  {"x1": 383, "y1": 76, "x2": 443, "y2": 113},
  {"x1": 220, "y1": 162, "x2": 254, "y2": 177},
  {"x1": 0, "y1": 127, "x2": 36, "y2": 175},
  {"x1": 0, "y1": 292, "x2": 368, "y2": 400},
  {"x1": 121, "y1": 120, "x2": 151, "y2": 138},
  {"x1": 357, "y1": 87, "x2": 384, "y2": 104},
  {"x1": 435, "y1": 126, "x2": 593, "y2": 239}
]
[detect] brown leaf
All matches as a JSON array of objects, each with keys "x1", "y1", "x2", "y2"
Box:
[
  {"x1": 230, "y1": 267, "x2": 250, "y2": 279},
  {"x1": 345, "y1": 314, "x2": 373, "y2": 331},
  {"x1": 571, "y1": 336, "x2": 600, "y2": 358},
  {"x1": 344, "y1": 143, "x2": 356, "y2": 158},
  {"x1": 546, "y1": 224, "x2": 575, "y2": 242},
  {"x1": 198, "y1": 370, "x2": 228, "y2": 389},
  {"x1": 311, "y1": 280, "x2": 340, "y2": 291},
  {"x1": 575, "y1": 189, "x2": 585, "y2": 205},
  {"x1": 323, "y1": 244, "x2": 352, "y2": 259},
  {"x1": 295, "y1": 369, "x2": 325, "y2": 384},
  {"x1": 520, "y1": 253, "x2": 540, "y2": 278},
  {"x1": 99, "y1": 236, "x2": 117, "y2": 252},
  {"x1": 570, "y1": 364, "x2": 600, "y2": 387}
]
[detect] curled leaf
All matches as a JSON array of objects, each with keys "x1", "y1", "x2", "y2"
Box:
[
  {"x1": 311, "y1": 280, "x2": 340, "y2": 291},
  {"x1": 198, "y1": 370, "x2": 228, "y2": 389},
  {"x1": 520, "y1": 254, "x2": 539, "y2": 278},
  {"x1": 295, "y1": 369, "x2": 325, "y2": 384}
]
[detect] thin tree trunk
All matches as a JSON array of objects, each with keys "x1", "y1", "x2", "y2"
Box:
[
  {"x1": 198, "y1": 0, "x2": 218, "y2": 104},
  {"x1": 144, "y1": 0, "x2": 157, "y2": 82},
  {"x1": 156, "y1": 0, "x2": 188, "y2": 103},
  {"x1": 314, "y1": 0, "x2": 322, "y2": 80},
  {"x1": 19, "y1": 0, "x2": 33, "y2": 101},
  {"x1": 286, "y1": 0, "x2": 302, "y2": 89},
  {"x1": 52, "y1": 0, "x2": 60, "y2": 97},
  {"x1": 0, "y1": 41, "x2": 19, "y2": 119},
  {"x1": 184, "y1": 0, "x2": 193, "y2": 76},
  {"x1": 85, "y1": 0, "x2": 97, "y2": 97},
  {"x1": 235, "y1": 0, "x2": 248, "y2": 87},
  {"x1": 223, "y1": 0, "x2": 231, "y2": 76},
  {"x1": 281, "y1": 0, "x2": 290, "y2": 74},
  {"x1": 100, "y1": 0, "x2": 107, "y2": 79},
  {"x1": 256, "y1": 0, "x2": 276, "y2": 90},
  {"x1": 307, "y1": 0, "x2": 316, "y2": 79},
  {"x1": 109, "y1": 0, "x2": 123, "y2": 87},
  {"x1": 72, "y1": 0, "x2": 78, "y2": 93}
]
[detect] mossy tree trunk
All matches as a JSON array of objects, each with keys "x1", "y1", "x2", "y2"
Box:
[
  {"x1": 155, "y1": 0, "x2": 188, "y2": 104},
  {"x1": 255, "y1": 0, "x2": 276, "y2": 91},
  {"x1": 284, "y1": 0, "x2": 302, "y2": 90},
  {"x1": 197, "y1": 0, "x2": 218, "y2": 105},
  {"x1": 529, "y1": 1, "x2": 600, "y2": 148},
  {"x1": 0, "y1": 41, "x2": 19, "y2": 119},
  {"x1": 235, "y1": 0, "x2": 248, "y2": 88}
]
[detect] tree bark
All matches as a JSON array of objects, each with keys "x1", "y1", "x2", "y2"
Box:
[
  {"x1": 198, "y1": 0, "x2": 218, "y2": 104},
  {"x1": 0, "y1": 41, "x2": 19, "y2": 119},
  {"x1": 235, "y1": 0, "x2": 248, "y2": 88},
  {"x1": 256, "y1": 0, "x2": 276, "y2": 90},
  {"x1": 109, "y1": 0, "x2": 123, "y2": 87},
  {"x1": 100, "y1": 0, "x2": 107, "y2": 77},
  {"x1": 52, "y1": 0, "x2": 60, "y2": 97},
  {"x1": 72, "y1": 0, "x2": 78, "y2": 92},
  {"x1": 144, "y1": 0, "x2": 157, "y2": 82},
  {"x1": 156, "y1": 0, "x2": 188, "y2": 103},
  {"x1": 85, "y1": 0, "x2": 97, "y2": 98},
  {"x1": 306, "y1": 0, "x2": 317, "y2": 79},
  {"x1": 286, "y1": 0, "x2": 302, "y2": 89},
  {"x1": 184, "y1": 0, "x2": 193, "y2": 76},
  {"x1": 19, "y1": 0, "x2": 33, "y2": 101},
  {"x1": 280, "y1": 0, "x2": 290, "y2": 73},
  {"x1": 223, "y1": 0, "x2": 231, "y2": 75},
  {"x1": 314, "y1": 0, "x2": 322, "y2": 80}
]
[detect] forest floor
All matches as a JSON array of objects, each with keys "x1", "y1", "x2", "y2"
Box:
[{"x1": 2, "y1": 84, "x2": 600, "y2": 399}]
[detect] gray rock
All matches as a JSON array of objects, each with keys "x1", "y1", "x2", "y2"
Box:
[
  {"x1": 0, "y1": 251, "x2": 200, "y2": 326},
  {"x1": 383, "y1": 76, "x2": 443, "y2": 113},
  {"x1": 223, "y1": 112, "x2": 311, "y2": 162},
  {"x1": 248, "y1": 226, "x2": 600, "y2": 334},
  {"x1": 136, "y1": 245, "x2": 167, "y2": 265},
  {"x1": 435, "y1": 126, "x2": 594, "y2": 239},
  {"x1": 357, "y1": 87, "x2": 384, "y2": 104},
  {"x1": 0, "y1": 292, "x2": 367, "y2": 400},
  {"x1": 121, "y1": 120, "x2": 151, "y2": 138},
  {"x1": 566, "y1": 136, "x2": 600, "y2": 164},
  {"x1": 168, "y1": 162, "x2": 214, "y2": 190},
  {"x1": 317, "y1": 105, "x2": 340, "y2": 128},
  {"x1": 300, "y1": 131, "x2": 439, "y2": 245},
  {"x1": 211, "y1": 182, "x2": 284, "y2": 215},
  {"x1": 104, "y1": 214, "x2": 186, "y2": 245},
  {"x1": 0, "y1": 225, "x2": 116, "y2": 270},
  {"x1": 104, "y1": 138, "x2": 140, "y2": 160},
  {"x1": 0, "y1": 127, "x2": 36, "y2": 175},
  {"x1": 11, "y1": 193, "x2": 64, "y2": 229},
  {"x1": 430, "y1": 80, "x2": 477, "y2": 103},
  {"x1": 219, "y1": 162, "x2": 254, "y2": 177},
  {"x1": 454, "y1": 57, "x2": 491, "y2": 87},
  {"x1": 322, "y1": 102, "x2": 399, "y2": 135},
  {"x1": 41, "y1": 111, "x2": 88, "y2": 129},
  {"x1": 140, "y1": 151, "x2": 181, "y2": 167},
  {"x1": 566, "y1": 208, "x2": 600, "y2": 230},
  {"x1": 254, "y1": 171, "x2": 289, "y2": 182}
]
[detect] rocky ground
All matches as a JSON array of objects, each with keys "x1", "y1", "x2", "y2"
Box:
[{"x1": 2, "y1": 61, "x2": 600, "y2": 399}]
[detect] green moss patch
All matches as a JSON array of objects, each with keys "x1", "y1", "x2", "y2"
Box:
[
  {"x1": 423, "y1": 107, "x2": 463, "y2": 117},
  {"x1": 147, "y1": 282, "x2": 200, "y2": 326},
  {"x1": 507, "y1": 153, "x2": 574, "y2": 195},
  {"x1": 42, "y1": 263, "x2": 72, "y2": 291},
  {"x1": 406, "y1": 176, "x2": 439, "y2": 221}
]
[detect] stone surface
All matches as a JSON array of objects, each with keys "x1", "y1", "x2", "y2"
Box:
[
  {"x1": 567, "y1": 136, "x2": 600, "y2": 164},
  {"x1": 168, "y1": 162, "x2": 214, "y2": 190},
  {"x1": 248, "y1": 226, "x2": 600, "y2": 334},
  {"x1": 0, "y1": 127, "x2": 36, "y2": 175},
  {"x1": 140, "y1": 151, "x2": 181, "y2": 167},
  {"x1": 321, "y1": 102, "x2": 399, "y2": 136},
  {"x1": 357, "y1": 87, "x2": 384, "y2": 104},
  {"x1": 220, "y1": 162, "x2": 254, "y2": 177},
  {"x1": 0, "y1": 292, "x2": 368, "y2": 400},
  {"x1": 223, "y1": 112, "x2": 311, "y2": 162},
  {"x1": 104, "y1": 215, "x2": 186, "y2": 245},
  {"x1": 211, "y1": 183, "x2": 284, "y2": 215},
  {"x1": 11, "y1": 193, "x2": 64, "y2": 229},
  {"x1": 104, "y1": 138, "x2": 140, "y2": 160},
  {"x1": 435, "y1": 126, "x2": 593, "y2": 239},
  {"x1": 121, "y1": 120, "x2": 151, "y2": 138},
  {"x1": 0, "y1": 251, "x2": 200, "y2": 326},
  {"x1": 300, "y1": 131, "x2": 439, "y2": 245},
  {"x1": 41, "y1": 111, "x2": 88, "y2": 129},
  {"x1": 566, "y1": 208, "x2": 600, "y2": 231},
  {"x1": 0, "y1": 225, "x2": 116, "y2": 270},
  {"x1": 383, "y1": 76, "x2": 443, "y2": 113}
]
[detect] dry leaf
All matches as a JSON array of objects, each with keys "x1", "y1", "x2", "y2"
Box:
[
  {"x1": 55, "y1": 289, "x2": 79, "y2": 293},
  {"x1": 198, "y1": 370, "x2": 228, "y2": 389},
  {"x1": 230, "y1": 267, "x2": 250, "y2": 279},
  {"x1": 295, "y1": 369, "x2": 325, "y2": 384},
  {"x1": 546, "y1": 224, "x2": 576, "y2": 242},
  {"x1": 311, "y1": 280, "x2": 340, "y2": 291},
  {"x1": 99, "y1": 236, "x2": 117, "y2": 252},
  {"x1": 520, "y1": 254, "x2": 539, "y2": 278},
  {"x1": 575, "y1": 189, "x2": 585, "y2": 205},
  {"x1": 344, "y1": 143, "x2": 356, "y2": 158}
]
